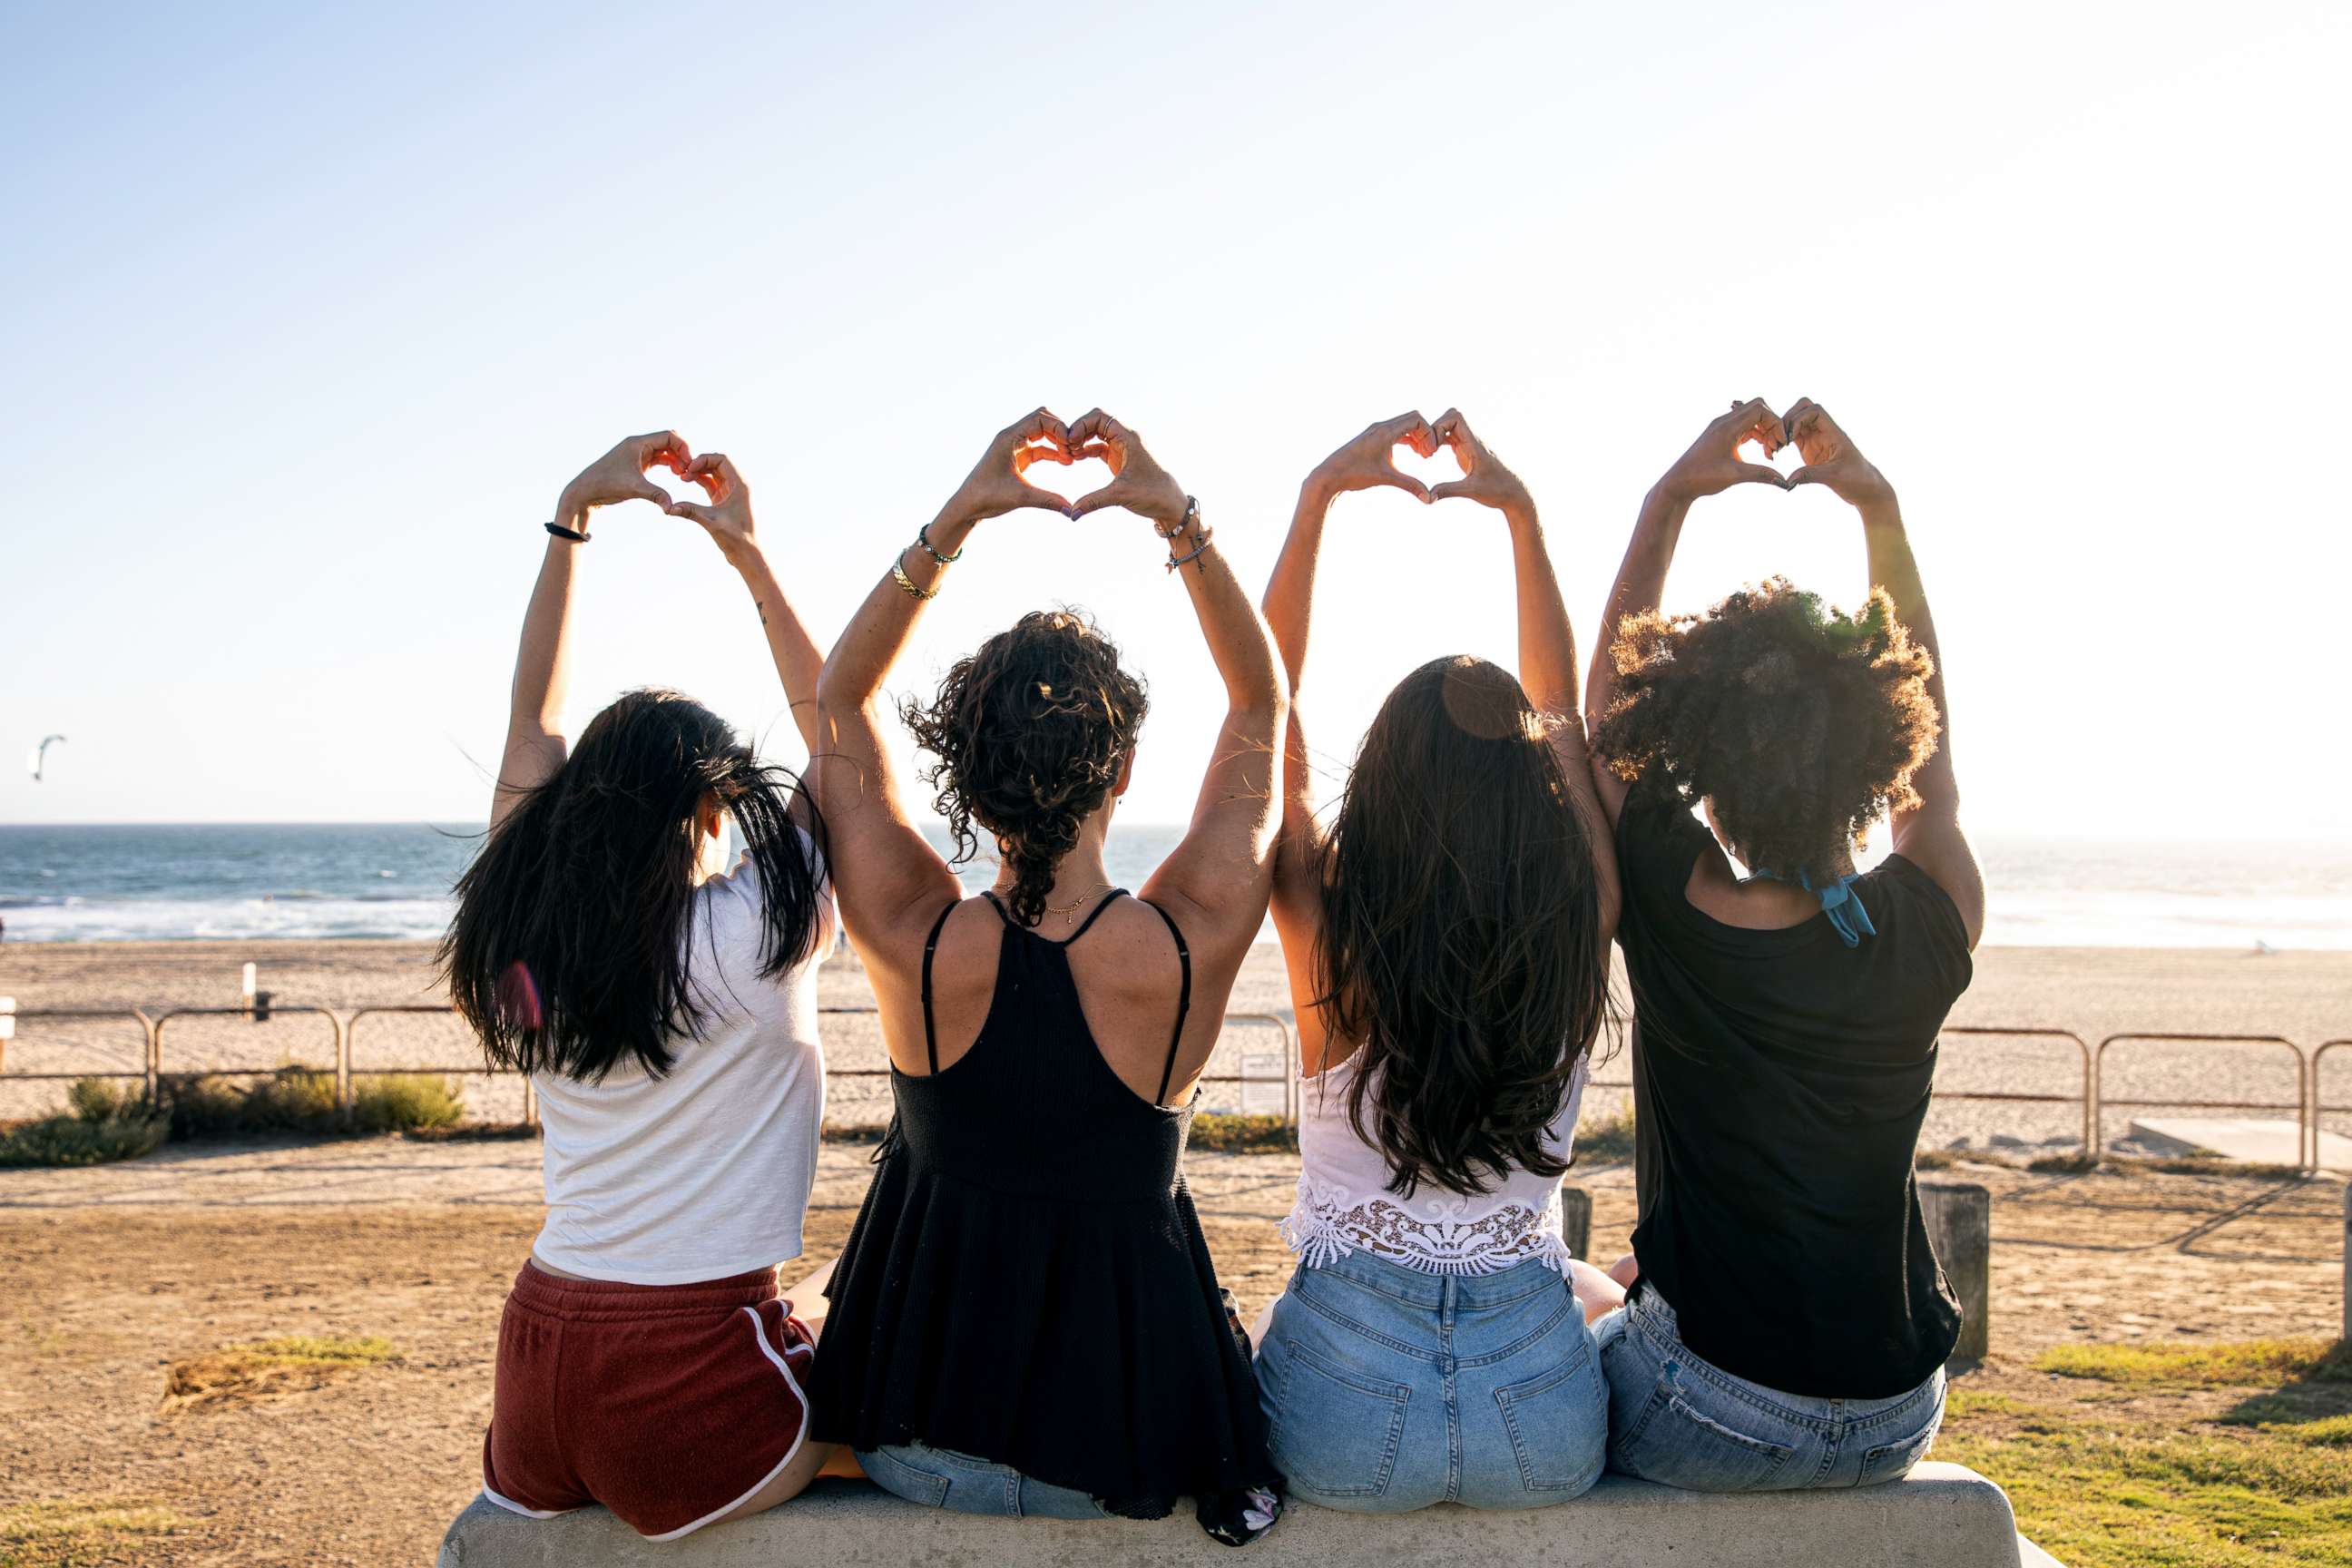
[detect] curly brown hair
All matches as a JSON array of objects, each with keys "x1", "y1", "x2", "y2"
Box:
[
  {"x1": 1593, "y1": 578, "x2": 1940, "y2": 884},
  {"x1": 900, "y1": 610, "x2": 1149, "y2": 928}
]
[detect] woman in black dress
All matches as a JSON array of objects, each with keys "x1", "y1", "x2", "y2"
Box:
[{"x1": 801, "y1": 408, "x2": 1286, "y2": 1544}]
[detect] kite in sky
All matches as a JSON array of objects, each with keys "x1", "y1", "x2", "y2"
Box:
[{"x1": 26, "y1": 735, "x2": 65, "y2": 781}]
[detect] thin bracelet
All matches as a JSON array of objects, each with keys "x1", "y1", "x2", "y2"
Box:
[
  {"x1": 1154, "y1": 495, "x2": 1200, "y2": 541},
  {"x1": 1165, "y1": 524, "x2": 1215, "y2": 573},
  {"x1": 890, "y1": 557, "x2": 938, "y2": 602},
  {"x1": 544, "y1": 521, "x2": 590, "y2": 543},
  {"x1": 916, "y1": 522, "x2": 963, "y2": 564}
]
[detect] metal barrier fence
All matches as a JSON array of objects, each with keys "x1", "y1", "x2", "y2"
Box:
[
  {"x1": 0, "y1": 1003, "x2": 2345, "y2": 1169},
  {"x1": 2093, "y1": 1034, "x2": 2308, "y2": 1163}
]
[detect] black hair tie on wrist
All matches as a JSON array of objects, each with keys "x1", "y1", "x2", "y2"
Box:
[{"x1": 545, "y1": 521, "x2": 590, "y2": 543}]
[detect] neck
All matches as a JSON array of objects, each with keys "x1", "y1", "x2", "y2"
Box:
[{"x1": 992, "y1": 817, "x2": 1116, "y2": 922}]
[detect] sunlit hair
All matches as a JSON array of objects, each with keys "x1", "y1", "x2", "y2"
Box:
[
  {"x1": 900, "y1": 610, "x2": 1148, "y2": 929},
  {"x1": 1594, "y1": 577, "x2": 1939, "y2": 883},
  {"x1": 440, "y1": 689, "x2": 827, "y2": 1083},
  {"x1": 1316, "y1": 656, "x2": 1615, "y2": 1200}
]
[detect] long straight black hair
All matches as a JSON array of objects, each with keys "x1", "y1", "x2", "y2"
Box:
[
  {"x1": 1316, "y1": 657, "x2": 1614, "y2": 1198},
  {"x1": 441, "y1": 688, "x2": 827, "y2": 1083}
]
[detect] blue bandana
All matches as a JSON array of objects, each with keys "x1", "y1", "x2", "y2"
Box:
[{"x1": 1755, "y1": 867, "x2": 1877, "y2": 948}]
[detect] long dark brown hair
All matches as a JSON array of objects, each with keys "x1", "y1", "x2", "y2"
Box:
[
  {"x1": 900, "y1": 610, "x2": 1148, "y2": 928},
  {"x1": 1316, "y1": 657, "x2": 1613, "y2": 1198},
  {"x1": 440, "y1": 688, "x2": 828, "y2": 1083}
]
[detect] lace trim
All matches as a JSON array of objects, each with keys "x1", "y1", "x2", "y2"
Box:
[{"x1": 1279, "y1": 1173, "x2": 1572, "y2": 1278}]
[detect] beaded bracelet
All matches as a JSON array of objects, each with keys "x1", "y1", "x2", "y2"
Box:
[
  {"x1": 916, "y1": 522, "x2": 963, "y2": 564},
  {"x1": 1154, "y1": 495, "x2": 1200, "y2": 541},
  {"x1": 1165, "y1": 524, "x2": 1215, "y2": 573},
  {"x1": 890, "y1": 557, "x2": 938, "y2": 601}
]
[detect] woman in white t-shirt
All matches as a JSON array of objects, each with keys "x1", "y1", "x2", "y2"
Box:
[
  {"x1": 441, "y1": 433, "x2": 838, "y2": 1542},
  {"x1": 1252, "y1": 413, "x2": 1622, "y2": 1512}
]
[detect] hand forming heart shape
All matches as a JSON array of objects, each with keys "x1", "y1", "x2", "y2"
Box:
[
  {"x1": 1307, "y1": 408, "x2": 1537, "y2": 519},
  {"x1": 946, "y1": 407, "x2": 1189, "y2": 529}
]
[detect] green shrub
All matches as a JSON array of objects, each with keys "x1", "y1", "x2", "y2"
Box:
[
  {"x1": 66, "y1": 1077, "x2": 132, "y2": 1123},
  {"x1": 1575, "y1": 1107, "x2": 1636, "y2": 1163},
  {"x1": 1190, "y1": 1113, "x2": 1298, "y2": 1153},
  {"x1": 237, "y1": 1068, "x2": 341, "y2": 1130},
  {"x1": 351, "y1": 1073, "x2": 463, "y2": 1132},
  {"x1": 0, "y1": 1104, "x2": 168, "y2": 1168}
]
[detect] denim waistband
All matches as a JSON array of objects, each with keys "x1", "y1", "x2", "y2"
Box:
[
  {"x1": 1623, "y1": 1281, "x2": 1937, "y2": 1425},
  {"x1": 509, "y1": 1259, "x2": 780, "y2": 1322},
  {"x1": 1304, "y1": 1243, "x2": 1566, "y2": 1311}
]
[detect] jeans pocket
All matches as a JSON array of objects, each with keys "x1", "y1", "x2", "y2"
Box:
[
  {"x1": 1617, "y1": 1392, "x2": 1795, "y2": 1493},
  {"x1": 1266, "y1": 1339, "x2": 1410, "y2": 1499},
  {"x1": 1857, "y1": 1406, "x2": 1943, "y2": 1487},
  {"x1": 855, "y1": 1446, "x2": 951, "y2": 1509},
  {"x1": 1495, "y1": 1338, "x2": 1606, "y2": 1494}
]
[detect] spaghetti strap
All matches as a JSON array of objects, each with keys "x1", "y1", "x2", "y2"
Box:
[
  {"x1": 919, "y1": 902, "x2": 956, "y2": 1075},
  {"x1": 978, "y1": 889, "x2": 1015, "y2": 927},
  {"x1": 1065, "y1": 887, "x2": 1130, "y2": 943},
  {"x1": 1140, "y1": 899, "x2": 1192, "y2": 1105}
]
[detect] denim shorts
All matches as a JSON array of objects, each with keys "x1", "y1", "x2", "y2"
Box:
[
  {"x1": 1253, "y1": 1248, "x2": 1607, "y2": 1511},
  {"x1": 1594, "y1": 1287, "x2": 1945, "y2": 1492},
  {"x1": 856, "y1": 1443, "x2": 1113, "y2": 1520}
]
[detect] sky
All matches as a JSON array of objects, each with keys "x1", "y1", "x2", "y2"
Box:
[{"x1": 2, "y1": 0, "x2": 2346, "y2": 839}]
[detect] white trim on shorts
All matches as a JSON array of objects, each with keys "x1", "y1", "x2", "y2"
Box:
[
  {"x1": 481, "y1": 1486, "x2": 580, "y2": 1521},
  {"x1": 635, "y1": 1306, "x2": 814, "y2": 1543}
]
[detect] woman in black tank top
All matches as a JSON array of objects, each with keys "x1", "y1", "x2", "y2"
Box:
[{"x1": 802, "y1": 410, "x2": 1288, "y2": 1543}]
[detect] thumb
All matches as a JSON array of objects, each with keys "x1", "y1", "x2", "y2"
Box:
[
  {"x1": 1064, "y1": 487, "x2": 1120, "y2": 519},
  {"x1": 666, "y1": 500, "x2": 716, "y2": 525},
  {"x1": 1426, "y1": 479, "x2": 1474, "y2": 503},
  {"x1": 1737, "y1": 465, "x2": 1791, "y2": 490},
  {"x1": 629, "y1": 479, "x2": 673, "y2": 507},
  {"x1": 1785, "y1": 466, "x2": 1823, "y2": 489},
  {"x1": 1385, "y1": 473, "x2": 1431, "y2": 504}
]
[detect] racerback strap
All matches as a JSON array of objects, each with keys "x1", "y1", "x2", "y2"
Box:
[{"x1": 919, "y1": 902, "x2": 957, "y2": 1075}]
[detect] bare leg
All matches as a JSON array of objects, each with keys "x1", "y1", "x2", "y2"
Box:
[
  {"x1": 1248, "y1": 1296, "x2": 1280, "y2": 1352},
  {"x1": 705, "y1": 1437, "x2": 834, "y2": 1528},
  {"x1": 1606, "y1": 1250, "x2": 1641, "y2": 1291},
  {"x1": 783, "y1": 1256, "x2": 836, "y2": 1336}
]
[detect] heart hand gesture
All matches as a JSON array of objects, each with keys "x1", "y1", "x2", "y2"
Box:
[
  {"x1": 556, "y1": 431, "x2": 693, "y2": 529},
  {"x1": 1427, "y1": 409, "x2": 1534, "y2": 519},
  {"x1": 1783, "y1": 398, "x2": 1895, "y2": 510},
  {"x1": 1065, "y1": 410, "x2": 1188, "y2": 528},
  {"x1": 1306, "y1": 412, "x2": 1438, "y2": 505},
  {"x1": 1653, "y1": 399, "x2": 1788, "y2": 505},
  {"x1": 940, "y1": 408, "x2": 1079, "y2": 527},
  {"x1": 667, "y1": 452, "x2": 758, "y2": 563}
]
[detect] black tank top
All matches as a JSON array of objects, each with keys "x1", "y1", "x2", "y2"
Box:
[{"x1": 805, "y1": 889, "x2": 1280, "y2": 1534}]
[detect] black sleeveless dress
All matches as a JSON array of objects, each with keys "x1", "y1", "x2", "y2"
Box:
[{"x1": 806, "y1": 890, "x2": 1281, "y2": 1540}]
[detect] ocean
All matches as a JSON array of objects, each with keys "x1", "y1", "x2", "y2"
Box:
[{"x1": 0, "y1": 823, "x2": 2347, "y2": 950}]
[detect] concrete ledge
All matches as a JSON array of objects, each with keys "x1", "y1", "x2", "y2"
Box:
[{"x1": 438, "y1": 1463, "x2": 2043, "y2": 1567}]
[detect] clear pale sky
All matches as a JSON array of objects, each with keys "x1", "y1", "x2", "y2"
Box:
[{"x1": 2, "y1": 1, "x2": 2344, "y2": 838}]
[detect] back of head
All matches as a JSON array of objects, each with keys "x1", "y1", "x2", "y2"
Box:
[
  {"x1": 1318, "y1": 656, "x2": 1613, "y2": 1199},
  {"x1": 1593, "y1": 577, "x2": 1940, "y2": 882},
  {"x1": 442, "y1": 688, "x2": 827, "y2": 1083},
  {"x1": 901, "y1": 610, "x2": 1149, "y2": 928}
]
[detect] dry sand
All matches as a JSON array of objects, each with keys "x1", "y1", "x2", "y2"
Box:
[{"x1": 5, "y1": 939, "x2": 2349, "y2": 1149}]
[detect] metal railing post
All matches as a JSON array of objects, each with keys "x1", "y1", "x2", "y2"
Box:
[
  {"x1": 2092, "y1": 1034, "x2": 2311, "y2": 1169},
  {"x1": 2311, "y1": 1040, "x2": 2349, "y2": 1172}
]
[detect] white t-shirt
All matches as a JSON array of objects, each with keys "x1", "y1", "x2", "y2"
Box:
[
  {"x1": 529, "y1": 845, "x2": 834, "y2": 1286},
  {"x1": 1280, "y1": 1051, "x2": 1587, "y2": 1277}
]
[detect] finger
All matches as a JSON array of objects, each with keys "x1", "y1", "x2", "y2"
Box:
[
  {"x1": 1015, "y1": 485, "x2": 1074, "y2": 514},
  {"x1": 666, "y1": 500, "x2": 717, "y2": 525},
  {"x1": 1008, "y1": 407, "x2": 1070, "y2": 456},
  {"x1": 1382, "y1": 470, "x2": 1432, "y2": 503},
  {"x1": 685, "y1": 453, "x2": 737, "y2": 498},
  {"x1": 1068, "y1": 441, "x2": 1113, "y2": 463},
  {"x1": 1065, "y1": 485, "x2": 1126, "y2": 518},
  {"x1": 1012, "y1": 444, "x2": 1071, "y2": 475},
  {"x1": 1426, "y1": 479, "x2": 1475, "y2": 503},
  {"x1": 1068, "y1": 407, "x2": 1133, "y2": 447},
  {"x1": 1380, "y1": 410, "x2": 1431, "y2": 452},
  {"x1": 626, "y1": 477, "x2": 672, "y2": 507},
  {"x1": 1782, "y1": 397, "x2": 1818, "y2": 445},
  {"x1": 1787, "y1": 403, "x2": 1829, "y2": 448},
  {"x1": 1714, "y1": 397, "x2": 1772, "y2": 438},
  {"x1": 640, "y1": 430, "x2": 691, "y2": 474}
]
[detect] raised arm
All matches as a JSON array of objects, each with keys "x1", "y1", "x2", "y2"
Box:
[
  {"x1": 1783, "y1": 397, "x2": 1984, "y2": 947},
  {"x1": 1057, "y1": 409, "x2": 1288, "y2": 960},
  {"x1": 1259, "y1": 413, "x2": 1437, "y2": 1024},
  {"x1": 1428, "y1": 409, "x2": 1621, "y2": 936},
  {"x1": 808, "y1": 409, "x2": 1078, "y2": 955},
  {"x1": 1585, "y1": 400, "x2": 1788, "y2": 825},
  {"x1": 490, "y1": 430, "x2": 692, "y2": 831},
  {"x1": 666, "y1": 452, "x2": 826, "y2": 754}
]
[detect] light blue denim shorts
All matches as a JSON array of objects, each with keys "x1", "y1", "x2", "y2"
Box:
[
  {"x1": 1594, "y1": 1287, "x2": 1945, "y2": 1492},
  {"x1": 1254, "y1": 1247, "x2": 1607, "y2": 1511}
]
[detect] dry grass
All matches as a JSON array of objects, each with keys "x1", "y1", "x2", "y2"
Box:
[
  {"x1": 2035, "y1": 1338, "x2": 2352, "y2": 1389},
  {"x1": 0, "y1": 1496, "x2": 182, "y2": 1568},
  {"x1": 162, "y1": 1334, "x2": 399, "y2": 1412}
]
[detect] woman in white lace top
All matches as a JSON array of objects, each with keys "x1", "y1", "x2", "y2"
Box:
[{"x1": 1252, "y1": 413, "x2": 1622, "y2": 1512}]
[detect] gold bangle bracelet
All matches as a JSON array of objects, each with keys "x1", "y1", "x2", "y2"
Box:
[{"x1": 890, "y1": 557, "x2": 937, "y2": 602}]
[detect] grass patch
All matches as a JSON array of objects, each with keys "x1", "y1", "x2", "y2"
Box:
[
  {"x1": 0, "y1": 1496, "x2": 181, "y2": 1567},
  {"x1": 1190, "y1": 1113, "x2": 1297, "y2": 1153},
  {"x1": 2036, "y1": 1338, "x2": 2352, "y2": 1389},
  {"x1": 1944, "y1": 1340, "x2": 2352, "y2": 1565},
  {"x1": 1574, "y1": 1107, "x2": 1636, "y2": 1163},
  {"x1": 163, "y1": 1333, "x2": 398, "y2": 1410},
  {"x1": 156, "y1": 1067, "x2": 465, "y2": 1137},
  {"x1": 350, "y1": 1073, "x2": 464, "y2": 1132}
]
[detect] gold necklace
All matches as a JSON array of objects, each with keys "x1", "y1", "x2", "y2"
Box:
[{"x1": 1009, "y1": 882, "x2": 1114, "y2": 926}]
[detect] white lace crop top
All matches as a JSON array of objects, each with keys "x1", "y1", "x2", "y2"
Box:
[{"x1": 1279, "y1": 1051, "x2": 1588, "y2": 1278}]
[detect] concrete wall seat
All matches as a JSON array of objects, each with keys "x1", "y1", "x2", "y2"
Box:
[{"x1": 438, "y1": 1462, "x2": 2061, "y2": 1567}]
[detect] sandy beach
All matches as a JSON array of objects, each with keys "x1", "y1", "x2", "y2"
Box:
[{"x1": 4, "y1": 939, "x2": 2349, "y2": 1151}]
